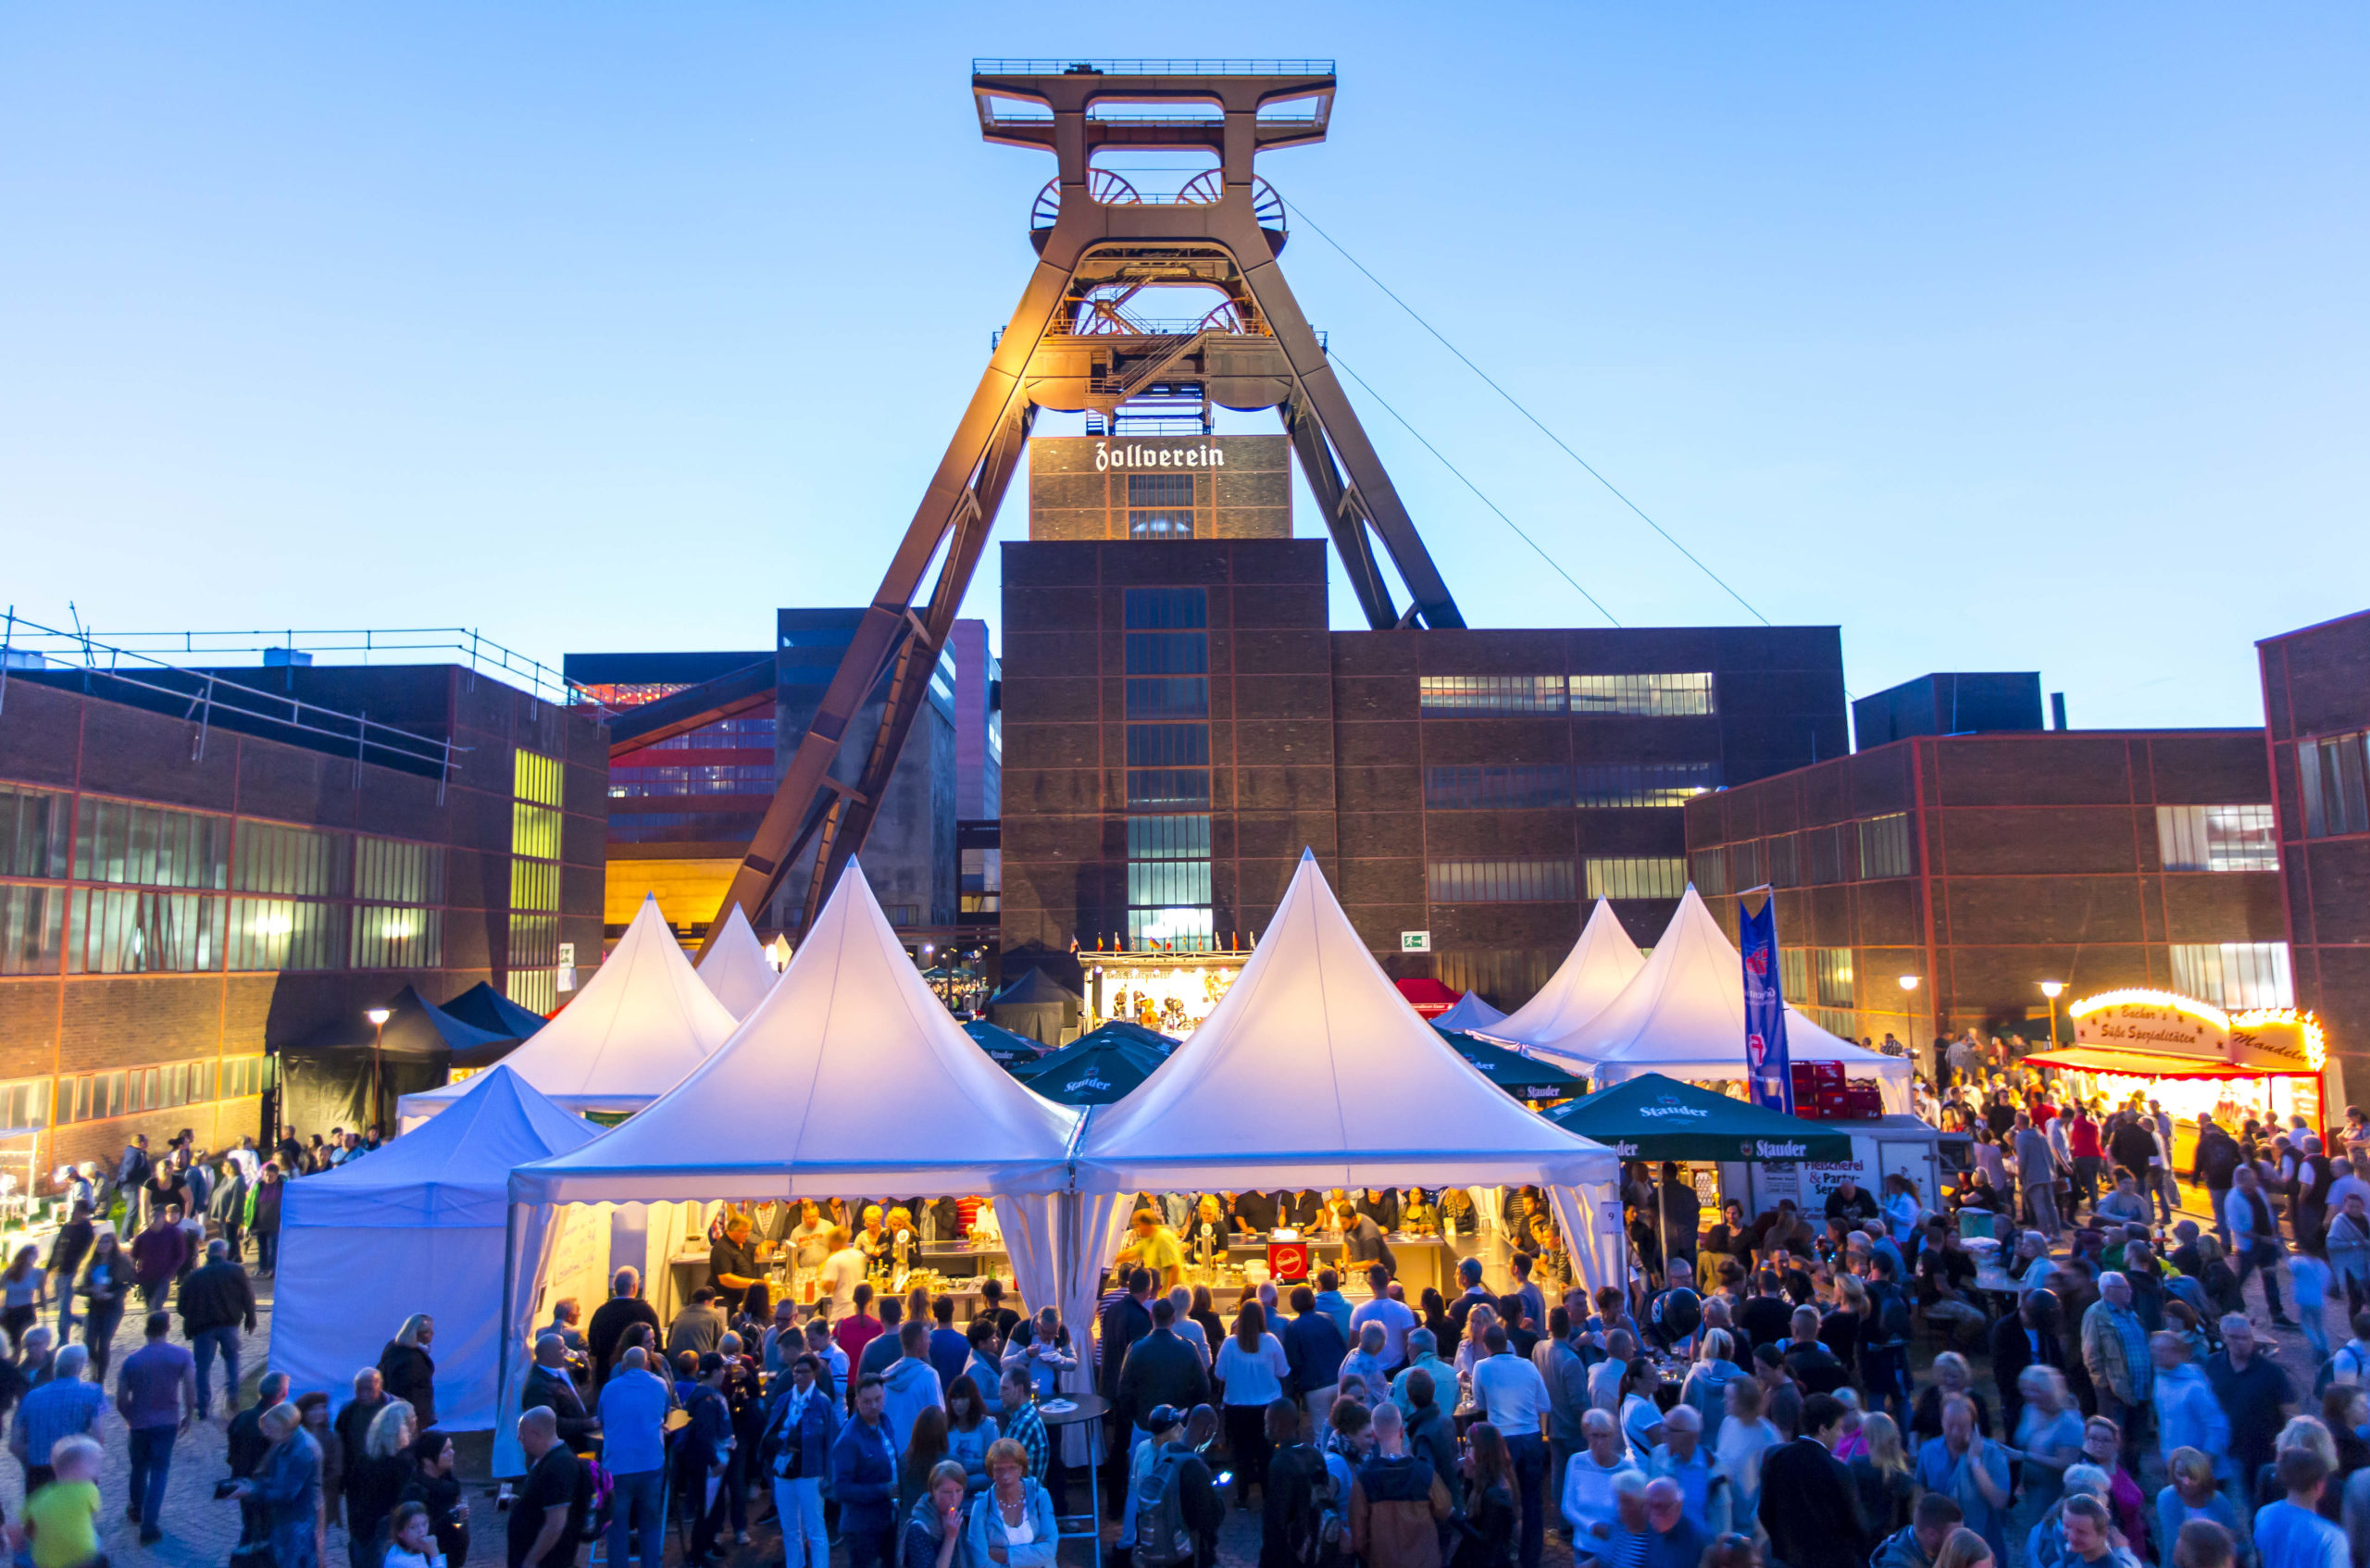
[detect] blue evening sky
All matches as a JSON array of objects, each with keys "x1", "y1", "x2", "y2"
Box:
[{"x1": 3, "y1": 6, "x2": 2362, "y2": 728}]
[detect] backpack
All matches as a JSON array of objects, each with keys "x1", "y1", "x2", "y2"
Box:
[
  {"x1": 1266, "y1": 1444, "x2": 1331, "y2": 1568},
  {"x1": 1133, "y1": 1449, "x2": 1196, "y2": 1568},
  {"x1": 574, "y1": 1456, "x2": 616, "y2": 1543},
  {"x1": 2315, "y1": 1342, "x2": 2370, "y2": 1397}
]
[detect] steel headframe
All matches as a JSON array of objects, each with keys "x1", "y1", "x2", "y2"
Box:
[{"x1": 693, "y1": 61, "x2": 1466, "y2": 949}]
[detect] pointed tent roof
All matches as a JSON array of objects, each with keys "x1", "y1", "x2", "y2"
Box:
[
  {"x1": 512, "y1": 862, "x2": 1082, "y2": 1204},
  {"x1": 437, "y1": 981, "x2": 552, "y2": 1042},
  {"x1": 1016, "y1": 1034, "x2": 1170, "y2": 1105},
  {"x1": 696, "y1": 903, "x2": 780, "y2": 1022},
  {"x1": 397, "y1": 894, "x2": 738, "y2": 1120},
  {"x1": 1074, "y1": 852, "x2": 1619, "y2": 1193},
  {"x1": 992, "y1": 967, "x2": 1083, "y2": 1007},
  {"x1": 1432, "y1": 991, "x2": 1508, "y2": 1031},
  {"x1": 286, "y1": 1065, "x2": 599, "y2": 1228},
  {"x1": 1482, "y1": 899, "x2": 1643, "y2": 1052},
  {"x1": 285, "y1": 983, "x2": 515, "y2": 1066},
  {"x1": 1530, "y1": 888, "x2": 1913, "y2": 1107},
  {"x1": 962, "y1": 1019, "x2": 1047, "y2": 1066},
  {"x1": 1433, "y1": 1028, "x2": 1586, "y2": 1101}
]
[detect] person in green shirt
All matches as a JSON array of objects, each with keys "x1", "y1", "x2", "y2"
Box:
[{"x1": 23, "y1": 1434, "x2": 102, "y2": 1568}]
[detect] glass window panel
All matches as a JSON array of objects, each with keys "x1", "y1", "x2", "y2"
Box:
[
  {"x1": 353, "y1": 906, "x2": 443, "y2": 969},
  {"x1": 0, "y1": 886, "x2": 65, "y2": 976},
  {"x1": 1568, "y1": 672, "x2": 1716, "y2": 716},
  {"x1": 1690, "y1": 849, "x2": 1731, "y2": 897},
  {"x1": 0, "y1": 783, "x2": 69, "y2": 878},
  {"x1": 1124, "y1": 725, "x2": 1210, "y2": 768},
  {"x1": 508, "y1": 914, "x2": 561, "y2": 1012},
  {"x1": 1127, "y1": 815, "x2": 1212, "y2": 860},
  {"x1": 1125, "y1": 769, "x2": 1211, "y2": 808},
  {"x1": 1123, "y1": 633, "x2": 1208, "y2": 676},
  {"x1": 2169, "y1": 941, "x2": 2294, "y2": 1008},
  {"x1": 231, "y1": 821, "x2": 350, "y2": 898},
  {"x1": 1122, "y1": 588, "x2": 1207, "y2": 629},
  {"x1": 73, "y1": 800, "x2": 227, "y2": 889},
  {"x1": 1427, "y1": 858, "x2": 1577, "y2": 903},
  {"x1": 1128, "y1": 511, "x2": 1194, "y2": 539},
  {"x1": 1127, "y1": 474, "x2": 1195, "y2": 507},
  {"x1": 1584, "y1": 857, "x2": 1688, "y2": 900},
  {"x1": 1765, "y1": 834, "x2": 1801, "y2": 889},
  {"x1": 2157, "y1": 804, "x2": 2279, "y2": 872},
  {"x1": 2299, "y1": 732, "x2": 2370, "y2": 839},
  {"x1": 1125, "y1": 678, "x2": 1208, "y2": 718},
  {"x1": 1127, "y1": 860, "x2": 1213, "y2": 908},
  {"x1": 1857, "y1": 814, "x2": 1914, "y2": 879},
  {"x1": 1417, "y1": 676, "x2": 1565, "y2": 715},
  {"x1": 1126, "y1": 906, "x2": 1214, "y2": 951},
  {"x1": 1424, "y1": 765, "x2": 1572, "y2": 811},
  {"x1": 1814, "y1": 948, "x2": 1855, "y2": 1008},
  {"x1": 68, "y1": 890, "x2": 223, "y2": 974},
  {"x1": 1567, "y1": 763, "x2": 1720, "y2": 808}
]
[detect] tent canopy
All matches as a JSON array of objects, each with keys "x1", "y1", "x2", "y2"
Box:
[
  {"x1": 696, "y1": 903, "x2": 780, "y2": 1022},
  {"x1": 1073, "y1": 852, "x2": 1620, "y2": 1194},
  {"x1": 283, "y1": 983, "x2": 512, "y2": 1062},
  {"x1": 1434, "y1": 1029, "x2": 1586, "y2": 1102},
  {"x1": 437, "y1": 982, "x2": 552, "y2": 1044},
  {"x1": 990, "y1": 965, "x2": 1082, "y2": 1048},
  {"x1": 1069, "y1": 1019, "x2": 1179, "y2": 1055},
  {"x1": 399, "y1": 894, "x2": 737, "y2": 1121},
  {"x1": 1531, "y1": 888, "x2": 1914, "y2": 1111},
  {"x1": 992, "y1": 967, "x2": 1082, "y2": 1007},
  {"x1": 1481, "y1": 899, "x2": 1643, "y2": 1053},
  {"x1": 1432, "y1": 990, "x2": 1508, "y2": 1032},
  {"x1": 511, "y1": 860, "x2": 1082, "y2": 1205},
  {"x1": 275, "y1": 1065, "x2": 598, "y2": 1429},
  {"x1": 962, "y1": 1019, "x2": 1047, "y2": 1066},
  {"x1": 2024, "y1": 1046, "x2": 2309, "y2": 1081},
  {"x1": 1017, "y1": 1035, "x2": 1170, "y2": 1105},
  {"x1": 1544, "y1": 1072, "x2": 1857, "y2": 1163}
]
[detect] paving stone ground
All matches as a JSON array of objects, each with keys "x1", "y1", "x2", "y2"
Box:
[{"x1": 6, "y1": 1183, "x2": 2330, "y2": 1568}]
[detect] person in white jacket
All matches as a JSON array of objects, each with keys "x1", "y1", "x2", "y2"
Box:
[{"x1": 1562, "y1": 1409, "x2": 1643, "y2": 1548}]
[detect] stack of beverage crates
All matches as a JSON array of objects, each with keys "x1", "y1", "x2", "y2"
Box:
[{"x1": 1790, "y1": 1059, "x2": 1885, "y2": 1119}]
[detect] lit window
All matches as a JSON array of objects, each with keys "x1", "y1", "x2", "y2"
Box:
[
  {"x1": 1425, "y1": 765, "x2": 1572, "y2": 811},
  {"x1": 1418, "y1": 676, "x2": 1565, "y2": 716},
  {"x1": 2299, "y1": 731, "x2": 2370, "y2": 839},
  {"x1": 0, "y1": 887, "x2": 65, "y2": 977},
  {"x1": 2169, "y1": 942, "x2": 2293, "y2": 1008},
  {"x1": 2157, "y1": 805, "x2": 2278, "y2": 872},
  {"x1": 1428, "y1": 858, "x2": 1577, "y2": 903},
  {"x1": 1573, "y1": 764, "x2": 1720, "y2": 808},
  {"x1": 1569, "y1": 673, "x2": 1715, "y2": 716},
  {"x1": 1584, "y1": 857, "x2": 1687, "y2": 900},
  {"x1": 1858, "y1": 814, "x2": 1914, "y2": 879}
]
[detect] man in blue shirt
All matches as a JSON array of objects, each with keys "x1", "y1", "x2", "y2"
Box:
[
  {"x1": 830, "y1": 1376, "x2": 898, "y2": 1568},
  {"x1": 1313, "y1": 1268, "x2": 1354, "y2": 1340},
  {"x1": 597, "y1": 1345, "x2": 672, "y2": 1568},
  {"x1": 927, "y1": 1297, "x2": 971, "y2": 1389},
  {"x1": 2253, "y1": 1449, "x2": 2347, "y2": 1568},
  {"x1": 9, "y1": 1343, "x2": 104, "y2": 1490}
]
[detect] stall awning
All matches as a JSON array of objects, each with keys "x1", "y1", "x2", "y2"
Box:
[
  {"x1": 2024, "y1": 1047, "x2": 2314, "y2": 1080},
  {"x1": 1544, "y1": 1072, "x2": 1857, "y2": 1162}
]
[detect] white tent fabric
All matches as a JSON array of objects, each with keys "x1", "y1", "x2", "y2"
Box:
[
  {"x1": 276, "y1": 1066, "x2": 596, "y2": 1429},
  {"x1": 1480, "y1": 898, "x2": 1643, "y2": 1053},
  {"x1": 398, "y1": 893, "x2": 736, "y2": 1123},
  {"x1": 494, "y1": 863, "x2": 1083, "y2": 1473},
  {"x1": 1074, "y1": 852, "x2": 1622, "y2": 1285},
  {"x1": 1431, "y1": 990, "x2": 1507, "y2": 1031},
  {"x1": 1528, "y1": 887, "x2": 1915, "y2": 1112},
  {"x1": 696, "y1": 902, "x2": 780, "y2": 1022}
]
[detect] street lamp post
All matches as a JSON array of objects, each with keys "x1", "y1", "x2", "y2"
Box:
[
  {"x1": 2039, "y1": 981, "x2": 2064, "y2": 1052},
  {"x1": 364, "y1": 1007, "x2": 392, "y2": 1134}
]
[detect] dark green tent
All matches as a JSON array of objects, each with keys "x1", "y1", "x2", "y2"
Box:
[
  {"x1": 962, "y1": 1019, "x2": 1046, "y2": 1067},
  {"x1": 1433, "y1": 1028, "x2": 1587, "y2": 1101},
  {"x1": 1015, "y1": 1034, "x2": 1169, "y2": 1105},
  {"x1": 1542, "y1": 1072, "x2": 1855, "y2": 1163}
]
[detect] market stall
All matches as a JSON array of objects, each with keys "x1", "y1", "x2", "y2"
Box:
[
  {"x1": 2027, "y1": 989, "x2": 2334, "y2": 1163},
  {"x1": 988, "y1": 965, "x2": 1084, "y2": 1047},
  {"x1": 1071, "y1": 851, "x2": 1627, "y2": 1306},
  {"x1": 695, "y1": 902, "x2": 781, "y2": 1021},
  {"x1": 1478, "y1": 897, "x2": 1644, "y2": 1054},
  {"x1": 1531, "y1": 889, "x2": 1915, "y2": 1112},
  {"x1": 398, "y1": 893, "x2": 738, "y2": 1126},
  {"x1": 496, "y1": 861, "x2": 1084, "y2": 1475}
]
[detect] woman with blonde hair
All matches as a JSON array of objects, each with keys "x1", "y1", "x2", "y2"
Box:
[
  {"x1": 2154, "y1": 1447, "x2": 2243, "y2": 1563},
  {"x1": 377, "y1": 1315, "x2": 438, "y2": 1430},
  {"x1": 2014, "y1": 1365, "x2": 2085, "y2": 1515},
  {"x1": 1931, "y1": 1524, "x2": 1994, "y2": 1568},
  {"x1": 1850, "y1": 1411, "x2": 1915, "y2": 1536},
  {"x1": 346, "y1": 1399, "x2": 418, "y2": 1562}
]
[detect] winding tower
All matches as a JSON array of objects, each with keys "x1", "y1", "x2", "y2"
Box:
[{"x1": 663, "y1": 60, "x2": 1466, "y2": 944}]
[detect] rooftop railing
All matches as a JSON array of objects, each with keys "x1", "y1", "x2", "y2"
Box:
[{"x1": 972, "y1": 59, "x2": 1335, "y2": 77}]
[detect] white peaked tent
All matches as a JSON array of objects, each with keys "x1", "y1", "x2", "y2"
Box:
[
  {"x1": 1529, "y1": 887, "x2": 1915, "y2": 1111},
  {"x1": 397, "y1": 894, "x2": 737, "y2": 1125},
  {"x1": 1431, "y1": 990, "x2": 1508, "y2": 1031},
  {"x1": 1074, "y1": 851, "x2": 1626, "y2": 1288},
  {"x1": 276, "y1": 1065, "x2": 596, "y2": 1429},
  {"x1": 1480, "y1": 898, "x2": 1644, "y2": 1052},
  {"x1": 696, "y1": 902, "x2": 780, "y2": 1022},
  {"x1": 493, "y1": 861, "x2": 1083, "y2": 1471}
]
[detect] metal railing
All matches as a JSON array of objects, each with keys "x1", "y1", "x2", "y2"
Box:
[
  {"x1": 0, "y1": 608, "x2": 468, "y2": 789},
  {"x1": 9, "y1": 623, "x2": 594, "y2": 707},
  {"x1": 973, "y1": 59, "x2": 1335, "y2": 77}
]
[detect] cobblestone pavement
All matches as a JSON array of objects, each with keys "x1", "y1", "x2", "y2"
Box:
[{"x1": 9, "y1": 1189, "x2": 2333, "y2": 1568}]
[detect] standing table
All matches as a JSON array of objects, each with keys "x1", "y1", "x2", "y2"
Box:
[{"x1": 1039, "y1": 1391, "x2": 1111, "y2": 1568}]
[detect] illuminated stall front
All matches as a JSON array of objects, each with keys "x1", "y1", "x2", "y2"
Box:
[
  {"x1": 2028, "y1": 989, "x2": 2331, "y2": 1164},
  {"x1": 1086, "y1": 949, "x2": 1245, "y2": 1039}
]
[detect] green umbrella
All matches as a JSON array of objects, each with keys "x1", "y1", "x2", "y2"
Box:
[
  {"x1": 1074, "y1": 1018, "x2": 1180, "y2": 1054},
  {"x1": 1433, "y1": 1028, "x2": 1587, "y2": 1102},
  {"x1": 962, "y1": 1019, "x2": 1047, "y2": 1067},
  {"x1": 1542, "y1": 1072, "x2": 1856, "y2": 1163}
]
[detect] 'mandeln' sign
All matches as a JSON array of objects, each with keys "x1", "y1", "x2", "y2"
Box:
[{"x1": 1095, "y1": 441, "x2": 1226, "y2": 472}]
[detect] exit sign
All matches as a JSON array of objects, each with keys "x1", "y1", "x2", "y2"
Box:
[{"x1": 1401, "y1": 931, "x2": 1432, "y2": 952}]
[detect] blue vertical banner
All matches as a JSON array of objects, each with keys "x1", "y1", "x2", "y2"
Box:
[{"x1": 1739, "y1": 889, "x2": 1793, "y2": 1114}]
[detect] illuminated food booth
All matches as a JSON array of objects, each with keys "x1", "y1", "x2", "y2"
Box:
[
  {"x1": 1085, "y1": 948, "x2": 1245, "y2": 1039},
  {"x1": 2027, "y1": 989, "x2": 2332, "y2": 1161}
]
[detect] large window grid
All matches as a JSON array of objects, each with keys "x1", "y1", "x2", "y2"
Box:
[
  {"x1": 1573, "y1": 763, "x2": 1720, "y2": 807},
  {"x1": 0, "y1": 886, "x2": 64, "y2": 977},
  {"x1": 2157, "y1": 805, "x2": 2279, "y2": 872},
  {"x1": 1584, "y1": 857, "x2": 1687, "y2": 900},
  {"x1": 1417, "y1": 676, "x2": 1565, "y2": 716},
  {"x1": 1124, "y1": 678, "x2": 1209, "y2": 718},
  {"x1": 1425, "y1": 765, "x2": 1572, "y2": 811},
  {"x1": 232, "y1": 822, "x2": 350, "y2": 899},
  {"x1": 1569, "y1": 672, "x2": 1716, "y2": 716},
  {"x1": 608, "y1": 765, "x2": 776, "y2": 797},
  {"x1": 72, "y1": 799, "x2": 228, "y2": 890},
  {"x1": 226, "y1": 897, "x2": 346, "y2": 972},
  {"x1": 355, "y1": 905, "x2": 443, "y2": 969},
  {"x1": 54, "y1": 1054, "x2": 270, "y2": 1126},
  {"x1": 2299, "y1": 731, "x2": 2370, "y2": 839},
  {"x1": 1428, "y1": 858, "x2": 1578, "y2": 903},
  {"x1": 1858, "y1": 814, "x2": 1914, "y2": 879},
  {"x1": 68, "y1": 890, "x2": 223, "y2": 974},
  {"x1": 1127, "y1": 473, "x2": 1197, "y2": 540},
  {"x1": 0, "y1": 1078, "x2": 47, "y2": 1132},
  {"x1": 509, "y1": 749, "x2": 565, "y2": 1012},
  {"x1": 2169, "y1": 942, "x2": 2293, "y2": 1009},
  {"x1": 1122, "y1": 590, "x2": 1216, "y2": 951}
]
